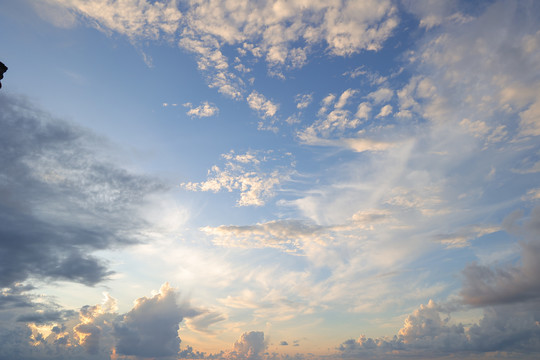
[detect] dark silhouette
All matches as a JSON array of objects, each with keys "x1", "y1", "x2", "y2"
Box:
[{"x1": 0, "y1": 61, "x2": 7, "y2": 89}]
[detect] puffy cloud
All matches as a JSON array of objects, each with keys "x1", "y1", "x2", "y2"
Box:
[
  {"x1": 355, "y1": 102, "x2": 371, "y2": 120},
  {"x1": 48, "y1": 0, "x2": 182, "y2": 40},
  {"x1": 338, "y1": 300, "x2": 540, "y2": 358},
  {"x1": 0, "y1": 284, "x2": 200, "y2": 359},
  {"x1": 335, "y1": 89, "x2": 358, "y2": 109},
  {"x1": 47, "y1": 0, "x2": 399, "y2": 124},
  {"x1": 375, "y1": 104, "x2": 392, "y2": 118},
  {"x1": 247, "y1": 91, "x2": 279, "y2": 119},
  {"x1": 181, "y1": 150, "x2": 292, "y2": 206},
  {"x1": 114, "y1": 283, "x2": 197, "y2": 358},
  {"x1": 0, "y1": 93, "x2": 167, "y2": 289},
  {"x1": 229, "y1": 331, "x2": 267, "y2": 360},
  {"x1": 184, "y1": 101, "x2": 219, "y2": 118},
  {"x1": 367, "y1": 87, "x2": 393, "y2": 104}
]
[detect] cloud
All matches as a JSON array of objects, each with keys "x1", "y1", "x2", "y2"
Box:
[
  {"x1": 201, "y1": 219, "x2": 327, "y2": 253},
  {"x1": 184, "y1": 101, "x2": 219, "y2": 118},
  {"x1": 335, "y1": 89, "x2": 358, "y2": 109},
  {"x1": 375, "y1": 104, "x2": 392, "y2": 118},
  {"x1": 367, "y1": 87, "x2": 393, "y2": 104},
  {"x1": 295, "y1": 93, "x2": 313, "y2": 109},
  {"x1": 0, "y1": 283, "x2": 200, "y2": 359},
  {"x1": 461, "y1": 207, "x2": 540, "y2": 306},
  {"x1": 50, "y1": 0, "x2": 399, "y2": 124},
  {"x1": 181, "y1": 150, "x2": 292, "y2": 206},
  {"x1": 247, "y1": 91, "x2": 278, "y2": 119},
  {"x1": 114, "y1": 283, "x2": 198, "y2": 358},
  {"x1": 0, "y1": 93, "x2": 167, "y2": 289},
  {"x1": 338, "y1": 299, "x2": 540, "y2": 358},
  {"x1": 48, "y1": 0, "x2": 182, "y2": 40},
  {"x1": 228, "y1": 331, "x2": 267, "y2": 360},
  {"x1": 185, "y1": 310, "x2": 227, "y2": 334},
  {"x1": 355, "y1": 102, "x2": 371, "y2": 120},
  {"x1": 434, "y1": 225, "x2": 500, "y2": 249}
]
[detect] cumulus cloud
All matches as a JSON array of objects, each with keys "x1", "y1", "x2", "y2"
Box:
[
  {"x1": 375, "y1": 104, "x2": 392, "y2": 118},
  {"x1": 0, "y1": 283, "x2": 199, "y2": 359},
  {"x1": 228, "y1": 331, "x2": 267, "y2": 360},
  {"x1": 48, "y1": 0, "x2": 182, "y2": 40},
  {"x1": 0, "y1": 93, "x2": 166, "y2": 289},
  {"x1": 47, "y1": 0, "x2": 399, "y2": 123},
  {"x1": 184, "y1": 101, "x2": 219, "y2": 118},
  {"x1": 247, "y1": 91, "x2": 278, "y2": 119},
  {"x1": 367, "y1": 87, "x2": 393, "y2": 104},
  {"x1": 335, "y1": 89, "x2": 358, "y2": 109},
  {"x1": 338, "y1": 299, "x2": 540, "y2": 358},
  {"x1": 114, "y1": 283, "x2": 197, "y2": 358},
  {"x1": 181, "y1": 150, "x2": 292, "y2": 206}
]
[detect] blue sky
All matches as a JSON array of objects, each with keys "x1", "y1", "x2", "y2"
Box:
[{"x1": 1, "y1": 0, "x2": 540, "y2": 359}]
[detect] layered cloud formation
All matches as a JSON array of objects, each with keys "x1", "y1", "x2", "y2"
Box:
[{"x1": 2, "y1": 0, "x2": 540, "y2": 359}]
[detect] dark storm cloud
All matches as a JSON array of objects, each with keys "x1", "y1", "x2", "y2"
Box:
[
  {"x1": 461, "y1": 207, "x2": 540, "y2": 306},
  {"x1": 0, "y1": 93, "x2": 167, "y2": 288}
]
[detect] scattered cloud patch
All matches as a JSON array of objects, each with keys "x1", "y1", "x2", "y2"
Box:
[
  {"x1": 181, "y1": 150, "x2": 292, "y2": 206},
  {"x1": 184, "y1": 101, "x2": 219, "y2": 118}
]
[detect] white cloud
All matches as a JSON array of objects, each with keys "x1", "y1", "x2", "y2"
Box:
[
  {"x1": 201, "y1": 219, "x2": 327, "y2": 253},
  {"x1": 247, "y1": 91, "x2": 278, "y2": 119},
  {"x1": 295, "y1": 93, "x2": 313, "y2": 109},
  {"x1": 355, "y1": 102, "x2": 371, "y2": 120},
  {"x1": 50, "y1": 0, "x2": 182, "y2": 40},
  {"x1": 375, "y1": 104, "x2": 393, "y2": 118},
  {"x1": 367, "y1": 87, "x2": 393, "y2": 104},
  {"x1": 335, "y1": 89, "x2": 358, "y2": 109},
  {"x1": 184, "y1": 101, "x2": 219, "y2": 118},
  {"x1": 181, "y1": 150, "x2": 291, "y2": 206},
  {"x1": 434, "y1": 225, "x2": 500, "y2": 249}
]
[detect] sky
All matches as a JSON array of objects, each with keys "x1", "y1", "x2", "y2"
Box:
[{"x1": 1, "y1": 0, "x2": 540, "y2": 359}]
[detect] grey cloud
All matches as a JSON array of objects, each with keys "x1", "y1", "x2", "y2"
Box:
[
  {"x1": 186, "y1": 310, "x2": 226, "y2": 334},
  {"x1": 279, "y1": 341, "x2": 288, "y2": 346},
  {"x1": 229, "y1": 331, "x2": 267, "y2": 360},
  {"x1": 461, "y1": 207, "x2": 540, "y2": 306},
  {"x1": 0, "y1": 93, "x2": 167, "y2": 288},
  {"x1": 114, "y1": 283, "x2": 190, "y2": 358},
  {"x1": 0, "y1": 283, "x2": 198, "y2": 359},
  {"x1": 0, "y1": 284, "x2": 34, "y2": 310},
  {"x1": 338, "y1": 300, "x2": 540, "y2": 358},
  {"x1": 16, "y1": 310, "x2": 76, "y2": 324}
]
